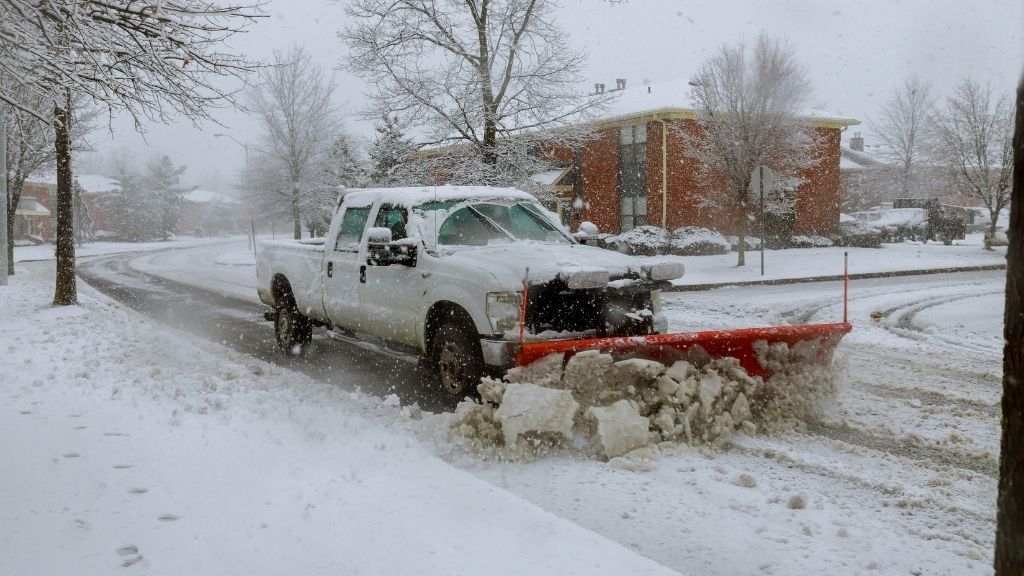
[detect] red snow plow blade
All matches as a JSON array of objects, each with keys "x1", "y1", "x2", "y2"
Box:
[{"x1": 514, "y1": 322, "x2": 852, "y2": 379}]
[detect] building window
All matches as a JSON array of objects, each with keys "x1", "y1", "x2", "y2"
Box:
[{"x1": 618, "y1": 124, "x2": 647, "y2": 231}]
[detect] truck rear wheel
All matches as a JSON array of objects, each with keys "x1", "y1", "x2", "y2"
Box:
[
  {"x1": 430, "y1": 322, "x2": 483, "y2": 398},
  {"x1": 275, "y1": 298, "x2": 312, "y2": 355}
]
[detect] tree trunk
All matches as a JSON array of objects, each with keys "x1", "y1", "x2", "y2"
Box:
[
  {"x1": 291, "y1": 182, "x2": 301, "y2": 240},
  {"x1": 994, "y1": 74, "x2": 1024, "y2": 575},
  {"x1": 6, "y1": 187, "x2": 17, "y2": 275},
  {"x1": 987, "y1": 208, "x2": 1000, "y2": 251},
  {"x1": 737, "y1": 198, "x2": 747, "y2": 267},
  {"x1": 52, "y1": 99, "x2": 76, "y2": 306}
]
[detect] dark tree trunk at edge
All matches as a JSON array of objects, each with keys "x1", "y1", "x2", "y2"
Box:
[
  {"x1": 995, "y1": 74, "x2": 1024, "y2": 574},
  {"x1": 52, "y1": 100, "x2": 76, "y2": 306}
]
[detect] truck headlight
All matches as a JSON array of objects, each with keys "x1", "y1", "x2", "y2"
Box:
[{"x1": 486, "y1": 292, "x2": 522, "y2": 334}]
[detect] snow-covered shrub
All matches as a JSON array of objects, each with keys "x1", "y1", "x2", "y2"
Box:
[
  {"x1": 724, "y1": 235, "x2": 762, "y2": 252},
  {"x1": 606, "y1": 225, "x2": 671, "y2": 256},
  {"x1": 789, "y1": 235, "x2": 834, "y2": 248},
  {"x1": 987, "y1": 229, "x2": 1009, "y2": 247},
  {"x1": 831, "y1": 221, "x2": 882, "y2": 248},
  {"x1": 669, "y1": 227, "x2": 730, "y2": 256}
]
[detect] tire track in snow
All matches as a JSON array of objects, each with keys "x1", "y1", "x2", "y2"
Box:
[{"x1": 801, "y1": 422, "x2": 998, "y2": 479}]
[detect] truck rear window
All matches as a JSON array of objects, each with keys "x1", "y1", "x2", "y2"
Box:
[{"x1": 335, "y1": 206, "x2": 371, "y2": 251}]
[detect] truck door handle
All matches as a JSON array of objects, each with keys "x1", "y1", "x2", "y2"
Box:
[
  {"x1": 327, "y1": 262, "x2": 333, "y2": 278},
  {"x1": 359, "y1": 265, "x2": 366, "y2": 284}
]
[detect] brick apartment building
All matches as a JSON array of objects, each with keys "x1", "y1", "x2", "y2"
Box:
[{"x1": 544, "y1": 79, "x2": 859, "y2": 236}]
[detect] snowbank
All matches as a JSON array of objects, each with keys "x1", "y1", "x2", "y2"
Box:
[{"x1": 449, "y1": 342, "x2": 838, "y2": 460}]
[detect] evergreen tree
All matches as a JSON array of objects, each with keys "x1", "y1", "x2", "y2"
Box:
[
  {"x1": 368, "y1": 115, "x2": 416, "y2": 186},
  {"x1": 105, "y1": 155, "x2": 188, "y2": 241},
  {"x1": 307, "y1": 134, "x2": 366, "y2": 236}
]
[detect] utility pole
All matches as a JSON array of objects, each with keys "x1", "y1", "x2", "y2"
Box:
[{"x1": 1, "y1": 107, "x2": 8, "y2": 287}]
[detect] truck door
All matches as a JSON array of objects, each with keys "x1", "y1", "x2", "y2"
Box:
[
  {"x1": 359, "y1": 203, "x2": 423, "y2": 346},
  {"x1": 322, "y1": 202, "x2": 372, "y2": 331}
]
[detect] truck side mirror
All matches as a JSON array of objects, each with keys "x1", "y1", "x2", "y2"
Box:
[
  {"x1": 367, "y1": 227, "x2": 393, "y2": 246},
  {"x1": 367, "y1": 227, "x2": 394, "y2": 266}
]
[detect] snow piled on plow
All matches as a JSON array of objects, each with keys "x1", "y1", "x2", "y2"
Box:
[{"x1": 448, "y1": 340, "x2": 838, "y2": 460}]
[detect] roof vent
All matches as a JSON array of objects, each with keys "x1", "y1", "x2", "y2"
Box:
[
  {"x1": 594, "y1": 83, "x2": 605, "y2": 94},
  {"x1": 615, "y1": 78, "x2": 626, "y2": 90}
]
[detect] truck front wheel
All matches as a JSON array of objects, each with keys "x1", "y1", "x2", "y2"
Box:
[
  {"x1": 274, "y1": 298, "x2": 312, "y2": 355},
  {"x1": 431, "y1": 323, "x2": 483, "y2": 398}
]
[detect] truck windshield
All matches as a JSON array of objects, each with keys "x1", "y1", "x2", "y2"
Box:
[{"x1": 424, "y1": 200, "x2": 571, "y2": 246}]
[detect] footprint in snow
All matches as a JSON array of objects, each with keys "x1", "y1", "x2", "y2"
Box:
[
  {"x1": 120, "y1": 551, "x2": 144, "y2": 568},
  {"x1": 127, "y1": 487, "x2": 148, "y2": 495},
  {"x1": 104, "y1": 432, "x2": 128, "y2": 437},
  {"x1": 157, "y1": 514, "x2": 180, "y2": 522},
  {"x1": 62, "y1": 452, "x2": 80, "y2": 459},
  {"x1": 74, "y1": 425, "x2": 87, "y2": 430},
  {"x1": 18, "y1": 410, "x2": 31, "y2": 415},
  {"x1": 112, "y1": 464, "x2": 134, "y2": 470}
]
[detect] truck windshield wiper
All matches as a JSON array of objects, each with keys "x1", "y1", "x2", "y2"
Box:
[{"x1": 467, "y1": 205, "x2": 517, "y2": 241}]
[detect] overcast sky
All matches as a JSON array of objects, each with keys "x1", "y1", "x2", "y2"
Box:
[{"x1": 83, "y1": 0, "x2": 1024, "y2": 190}]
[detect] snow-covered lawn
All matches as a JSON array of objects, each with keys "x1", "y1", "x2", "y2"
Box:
[
  {"x1": 663, "y1": 232, "x2": 1006, "y2": 287},
  {"x1": 0, "y1": 263, "x2": 677, "y2": 576},
  {"x1": 104, "y1": 235, "x2": 1007, "y2": 307}
]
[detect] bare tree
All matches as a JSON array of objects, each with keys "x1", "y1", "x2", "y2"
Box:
[
  {"x1": 342, "y1": 0, "x2": 607, "y2": 185},
  {"x1": 872, "y1": 75, "x2": 934, "y2": 196},
  {"x1": 248, "y1": 45, "x2": 339, "y2": 239},
  {"x1": 682, "y1": 34, "x2": 817, "y2": 266},
  {"x1": 930, "y1": 79, "x2": 1014, "y2": 249},
  {"x1": 0, "y1": 0, "x2": 262, "y2": 305},
  {"x1": 995, "y1": 72, "x2": 1024, "y2": 576}
]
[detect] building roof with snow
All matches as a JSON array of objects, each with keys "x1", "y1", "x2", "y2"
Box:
[
  {"x1": 76, "y1": 174, "x2": 122, "y2": 195},
  {"x1": 183, "y1": 189, "x2": 240, "y2": 204},
  {"x1": 14, "y1": 197, "x2": 50, "y2": 217},
  {"x1": 594, "y1": 78, "x2": 860, "y2": 129}
]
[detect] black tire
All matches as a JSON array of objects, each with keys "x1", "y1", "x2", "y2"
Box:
[
  {"x1": 274, "y1": 296, "x2": 312, "y2": 355},
  {"x1": 429, "y1": 322, "x2": 483, "y2": 399}
]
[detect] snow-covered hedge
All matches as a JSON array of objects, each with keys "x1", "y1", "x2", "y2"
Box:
[
  {"x1": 831, "y1": 221, "x2": 882, "y2": 248},
  {"x1": 789, "y1": 235, "x2": 834, "y2": 249},
  {"x1": 606, "y1": 226, "x2": 671, "y2": 256},
  {"x1": 669, "y1": 227, "x2": 730, "y2": 256}
]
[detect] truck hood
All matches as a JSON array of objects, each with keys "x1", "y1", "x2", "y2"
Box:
[{"x1": 438, "y1": 242, "x2": 684, "y2": 289}]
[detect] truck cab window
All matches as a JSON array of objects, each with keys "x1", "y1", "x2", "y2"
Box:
[
  {"x1": 335, "y1": 206, "x2": 371, "y2": 251},
  {"x1": 373, "y1": 204, "x2": 409, "y2": 240}
]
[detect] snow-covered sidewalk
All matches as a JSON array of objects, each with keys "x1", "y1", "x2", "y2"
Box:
[
  {"x1": 13, "y1": 236, "x2": 245, "y2": 263},
  {"x1": 663, "y1": 232, "x2": 1006, "y2": 287},
  {"x1": 0, "y1": 263, "x2": 678, "y2": 576}
]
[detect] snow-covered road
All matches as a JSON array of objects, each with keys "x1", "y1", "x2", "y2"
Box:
[{"x1": 66, "y1": 240, "x2": 1004, "y2": 575}]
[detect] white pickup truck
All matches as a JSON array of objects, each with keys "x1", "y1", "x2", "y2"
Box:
[{"x1": 256, "y1": 186, "x2": 684, "y2": 398}]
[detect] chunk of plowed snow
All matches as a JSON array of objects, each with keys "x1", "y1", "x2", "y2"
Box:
[
  {"x1": 586, "y1": 400, "x2": 651, "y2": 459},
  {"x1": 495, "y1": 384, "x2": 579, "y2": 447}
]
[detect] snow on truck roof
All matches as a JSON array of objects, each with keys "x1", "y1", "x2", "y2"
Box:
[{"x1": 342, "y1": 186, "x2": 537, "y2": 207}]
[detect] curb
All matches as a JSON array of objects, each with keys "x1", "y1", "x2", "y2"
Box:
[{"x1": 666, "y1": 263, "x2": 1007, "y2": 292}]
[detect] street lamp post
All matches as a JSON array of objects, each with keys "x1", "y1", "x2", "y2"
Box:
[{"x1": 213, "y1": 132, "x2": 249, "y2": 168}]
